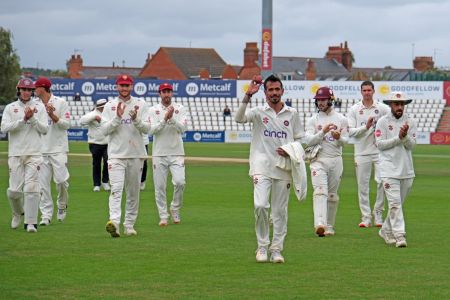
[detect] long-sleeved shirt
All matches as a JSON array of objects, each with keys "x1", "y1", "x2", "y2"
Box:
[
  {"x1": 149, "y1": 102, "x2": 188, "y2": 157},
  {"x1": 375, "y1": 113, "x2": 416, "y2": 179},
  {"x1": 347, "y1": 100, "x2": 390, "y2": 156},
  {"x1": 304, "y1": 109, "x2": 348, "y2": 158},
  {"x1": 235, "y1": 101, "x2": 303, "y2": 180},
  {"x1": 1, "y1": 98, "x2": 48, "y2": 156},
  {"x1": 36, "y1": 95, "x2": 71, "y2": 154},
  {"x1": 79, "y1": 109, "x2": 108, "y2": 145},
  {"x1": 101, "y1": 96, "x2": 150, "y2": 159}
]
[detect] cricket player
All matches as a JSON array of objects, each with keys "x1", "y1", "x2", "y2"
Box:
[
  {"x1": 348, "y1": 81, "x2": 389, "y2": 228},
  {"x1": 375, "y1": 92, "x2": 416, "y2": 248},
  {"x1": 148, "y1": 82, "x2": 188, "y2": 227},
  {"x1": 79, "y1": 98, "x2": 110, "y2": 192},
  {"x1": 1, "y1": 78, "x2": 48, "y2": 232},
  {"x1": 34, "y1": 77, "x2": 71, "y2": 226},
  {"x1": 101, "y1": 74, "x2": 150, "y2": 237},
  {"x1": 304, "y1": 87, "x2": 348, "y2": 237},
  {"x1": 235, "y1": 74, "x2": 304, "y2": 264}
]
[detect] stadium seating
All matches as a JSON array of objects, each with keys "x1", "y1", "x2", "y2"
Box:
[{"x1": 63, "y1": 96, "x2": 446, "y2": 133}]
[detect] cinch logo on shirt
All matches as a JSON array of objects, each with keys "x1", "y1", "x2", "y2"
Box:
[
  {"x1": 121, "y1": 118, "x2": 133, "y2": 124},
  {"x1": 264, "y1": 129, "x2": 287, "y2": 139}
]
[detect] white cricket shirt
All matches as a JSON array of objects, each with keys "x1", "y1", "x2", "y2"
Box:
[
  {"x1": 149, "y1": 102, "x2": 188, "y2": 156},
  {"x1": 79, "y1": 109, "x2": 108, "y2": 145},
  {"x1": 1, "y1": 99, "x2": 48, "y2": 156},
  {"x1": 375, "y1": 112, "x2": 416, "y2": 179}
]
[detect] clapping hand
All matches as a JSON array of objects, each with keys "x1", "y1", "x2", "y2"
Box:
[
  {"x1": 399, "y1": 123, "x2": 409, "y2": 139},
  {"x1": 116, "y1": 102, "x2": 125, "y2": 118},
  {"x1": 24, "y1": 107, "x2": 34, "y2": 121},
  {"x1": 165, "y1": 106, "x2": 175, "y2": 122}
]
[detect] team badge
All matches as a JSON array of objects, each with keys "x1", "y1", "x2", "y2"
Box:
[
  {"x1": 13, "y1": 108, "x2": 18, "y2": 113},
  {"x1": 156, "y1": 111, "x2": 160, "y2": 115},
  {"x1": 312, "y1": 170, "x2": 317, "y2": 176},
  {"x1": 384, "y1": 183, "x2": 390, "y2": 189},
  {"x1": 112, "y1": 106, "x2": 116, "y2": 111},
  {"x1": 263, "y1": 117, "x2": 269, "y2": 124},
  {"x1": 359, "y1": 110, "x2": 364, "y2": 115},
  {"x1": 388, "y1": 125, "x2": 393, "y2": 131},
  {"x1": 375, "y1": 129, "x2": 381, "y2": 137},
  {"x1": 284, "y1": 120, "x2": 289, "y2": 126}
]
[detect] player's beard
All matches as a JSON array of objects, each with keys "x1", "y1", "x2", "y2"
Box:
[
  {"x1": 393, "y1": 109, "x2": 404, "y2": 119},
  {"x1": 268, "y1": 95, "x2": 281, "y2": 104},
  {"x1": 119, "y1": 89, "x2": 131, "y2": 99},
  {"x1": 162, "y1": 97, "x2": 172, "y2": 107}
]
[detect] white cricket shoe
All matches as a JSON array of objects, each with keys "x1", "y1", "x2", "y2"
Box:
[
  {"x1": 378, "y1": 229, "x2": 396, "y2": 245},
  {"x1": 124, "y1": 227, "x2": 137, "y2": 236},
  {"x1": 93, "y1": 186, "x2": 101, "y2": 192},
  {"x1": 270, "y1": 251, "x2": 285, "y2": 263},
  {"x1": 159, "y1": 219, "x2": 168, "y2": 227},
  {"x1": 395, "y1": 236, "x2": 407, "y2": 248},
  {"x1": 106, "y1": 220, "x2": 120, "y2": 238},
  {"x1": 170, "y1": 209, "x2": 181, "y2": 224},
  {"x1": 102, "y1": 183, "x2": 110, "y2": 191},
  {"x1": 27, "y1": 224, "x2": 37, "y2": 233},
  {"x1": 324, "y1": 226, "x2": 335, "y2": 236},
  {"x1": 57, "y1": 208, "x2": 67, "y2": 222},
  {"x1": 11, "y1": 214, "x2": 23, "y2": 229},
  {"x1": 255, "y1": 247, "x2": 268, "y2": 263},
  {"x1": 39, "y1": 218, "x2": 51, "y2": 226}
]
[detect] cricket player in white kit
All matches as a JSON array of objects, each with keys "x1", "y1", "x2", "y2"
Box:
[
  {"x1": 236, "y1": 75, "x2": 304, "y2": 263},
  {"x1": 1, "y1": 78, "x2": 48, "y2": 232},
  {"x1": 305, "y1": 87, "x2": 348, "y2": 237},
  {"x1": 34, "y1": 77, "x2": 71, "y2": 226},
  {"x1": 149, "y1": 83, "x2": 188, "y2": 227},
  {"x1": 348, "y1": 81, "x2": 390, "y2": 228},
  {"x1": 101, "y1": 74, "x2": 150, "y2": 238},
  {"x1": 375, "y1": 92, "x2": 416, "y2": 248}
]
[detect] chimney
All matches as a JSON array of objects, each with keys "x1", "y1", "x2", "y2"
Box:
[
  {"x1": 413, "y1": 56, "x2": 434, "y2": 72},
  {"x1": 66, "y1": 54, "x2": 83, "y2": 79},
  {"x1": 244, "y1": 42, "x2": 259, "y2": 67},
  {"x1": 341, "y1": 41, "x2": 353, "y2": 71},
  {"x1": 305, "y1": 59, "x2": 316, "y2": 80}
]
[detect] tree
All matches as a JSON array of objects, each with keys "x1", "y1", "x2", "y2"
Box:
[{"x1": 0, "y1": 27, "x2": 21, "y2": 104}]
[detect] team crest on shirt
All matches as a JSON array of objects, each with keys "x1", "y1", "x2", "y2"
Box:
[
  {"x1": 359, "y1": 110, "x2": 364, "y2": 115},
  {"x1": 312, "y1": 170, "x2": 317, "y2": 176},
  {"x1": 284, "y1": 120, "x2": 289, "y2": 126},
  {"x1": 13, "y1": 108, "x2": 18, "y2": 113},
  {"x1": 375, "y1": 129, "x2": 381, "y2": 137},
  {"x1": 263, "y1": 117, "x2": 269, "y2": 124},
  {"x1": 156, "y1": 111, "x2": 160, "y2": 115},
  {"x1": 388, "y1": 125, "x2": 393, "y2": 131},
  {"x1": 384, "y1": 183, "x2": 390, "y2": 189},
  {"x1": 374, "y1": 109, "x2": 379, "y2": 114},
  {"x1": 112, "y1": 106, "x2": 116, "y2": 111}
]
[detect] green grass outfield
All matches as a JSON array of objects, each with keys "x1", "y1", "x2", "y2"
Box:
[{"x1": 0, "y1": 141, "x2": 449, "y2": 299}]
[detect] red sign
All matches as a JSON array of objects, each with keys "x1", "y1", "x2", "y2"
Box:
[
  {"x1": 444, "y1": 81, "x2": 450, "y2": 106},
  {"x1": 261, "y1": 28, "x2": 272, "y2": 71},
  {"x1": 430, "y1": 132, "x2": 450, "y2": 145}
]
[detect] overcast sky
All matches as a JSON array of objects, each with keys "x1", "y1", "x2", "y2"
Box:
[{"x1": 1, "y1": 0, "x2": 449, "y2": 71}]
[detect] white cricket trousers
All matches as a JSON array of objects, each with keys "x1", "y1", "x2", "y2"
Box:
[
  {"x1": 253, "y1": 174, "x2": 290, "y2": 252},
  {"x1": 381, "y1": 177, "x2": 413, "y2": 239},
  {"x1": 39, "y1": 153, "x2": 70, "y2": 220},
  {"x1": 7, "y1": 156, "x2": 42, "y2": 225},
  {"x1": 152, "y1": 156, "x2": 185, "y2": 220},
  {"x1": 108, "y1": 158, "x2": 144, "y2": 227},
  {"x1": 355, "y1": 154, "x2": 385, "y2": 222},
  {"x1": 310, "y1": 157, "x2": 343, "y2": 229}
]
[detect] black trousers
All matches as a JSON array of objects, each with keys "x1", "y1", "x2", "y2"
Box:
[
  {"x1": 141, "y1": 144, "x2": 148, "y2": 183},
  {"x1": 89, "y1": 143, "x2": 109, "y2": 187}
]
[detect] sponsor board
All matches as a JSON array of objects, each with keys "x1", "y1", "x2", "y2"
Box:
[
  {"x1": 430, "y1": 132, "x2": 450, "y2": 145},
  {"x1": 416, "y1": 131, "x2": 430, "y2": 144},
  {"x1": 236, "y1": 80, "x2": 444, "y2": 100},
  {"x1": 149, "y1": 131, "x2": 225, "y2": 143},
  {"x1": 50, "y1": 79, "x2": 236, "y2": 98},
  {"x1": 261, "y1": 29, "x2": 272, "y2": 71},
  {"x1": 225, "y1": 131, "x2": 252, "y2": 143},
  {"x1": 68, "y1": 129, "x2": 88, "y2": 141}
]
